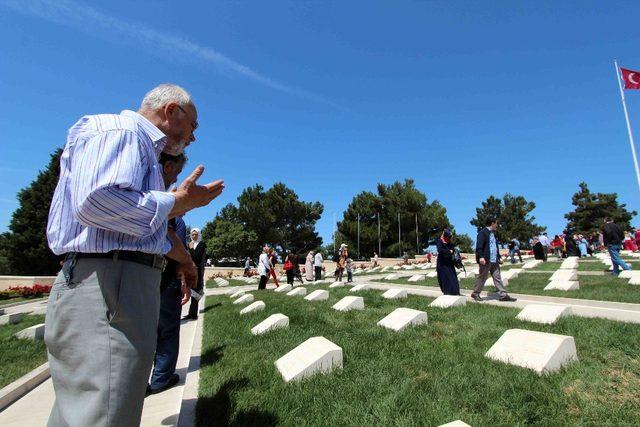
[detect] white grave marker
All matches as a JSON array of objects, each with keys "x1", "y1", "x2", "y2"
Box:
[
  {"x1": 549, "y1": 270, "x2": 577, "y2": 281},
  {"x1": 382, "y1": 289, "x2": 407, "y2": 299},
  {"x1": 0, "y1": 312, "x2": 24, "y2": 325},
  {"x1": 275, "y1": 336, "x2": 343, "y2": 382},
  {"x1": 407, "y1": 275, "x2": 424, "y2": 282},
  {"x1": 383, "y1": 274, "x2": 399, "y2": 280},
  {"x1": 378, "y1": 307, "x2": 427, "y2": 332},
  {"x1": 329, "y1": 281, "x2": 345, "y2": 288},
  {"x1": 544, "y1": 281, "x2": 579, "y2": 291},
  {"x1": 350, "y1": 284, "x2": 370, "y2": 292},
  {"x1": 332, "y1": 296, "x2": 364, "y2": 312},
  {"x1": 229, "y1": 290, "x2": 245, "y2": 299},
  {"x1": 274, "y1": 284, "x2": 292, "y2": 293},
  {"x1": 14, "y1": 323, "x2": 45, "y2": 340},
  {"x1": 251, "y1": 313, "x2": 289, "y2": 335},
  {"x1": 438, "y1": 421, "x2": 471, "y2": 427},
  {"x1": 287, "y1": 287, "x2": 307, "y2": 297},
  {"x1": 304, "y1": 290, "x2": 330, "y2": 301},
  {"x1": 485, "y1": 328, "x2": 578, "y2": 374},
  {"x1": 233, "y1": 294, "x2": 254, "y2": 305},
  {"x1": 240, "y1": 301, "x2": 266, "y2": 315},
  {"x1": 516, "y1": 304, "x2": 572, "y2": 324},
  {"x1": 429, "y1": 295, "x2": 466, "y2": 309}
]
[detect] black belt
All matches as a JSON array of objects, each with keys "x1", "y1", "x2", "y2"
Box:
[{"x1": 65, "y1": 250, "x2": 166, "y2": 271}]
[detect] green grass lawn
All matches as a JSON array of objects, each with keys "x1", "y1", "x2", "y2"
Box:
[
  {"x1": 374, "y1": 271, "x2": 640, "y2": 304},
  {"x1": 0, "y1": 314, "x2": 47, "y2": 388},
  {"x1": 197, "y1": 286, "x2": 640, "y2": 426}
]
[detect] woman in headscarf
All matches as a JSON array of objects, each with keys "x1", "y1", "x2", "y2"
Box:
[
  {"x1": 186, "y1": 228, "x2": 206, "y2": 320},
  {"x1": 436, "y1": 229, "x2": 460, "y2": 295},
  {"x1": 305, "y1": 251, "x2": 314, "y2": 281}
]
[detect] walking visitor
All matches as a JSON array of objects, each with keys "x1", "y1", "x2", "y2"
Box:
[
  {"x1": 436, "y1": 229, "x2": 461, "y2": 295},
  {"x1": 470, "y1": 218, "x2": 516, "y2": 302}
]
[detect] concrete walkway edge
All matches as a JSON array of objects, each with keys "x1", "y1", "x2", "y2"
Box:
[
  {"x1": 177, "y1": 296, "x2": 206, "y2": 427},
  {"x1": 0, "y1": 362, "x2": 50, "y2": 411}
]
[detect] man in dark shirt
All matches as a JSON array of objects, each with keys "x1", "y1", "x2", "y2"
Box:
[{"x1": 602, "y1": 217, "x2": 631, "y2": 275}]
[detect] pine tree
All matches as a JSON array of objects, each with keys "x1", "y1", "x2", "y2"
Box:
[
  {"x1": 470, "y1": 193, "x2": 545, "y2": 244},
  {"x1": 336, "y1": 179, "x2": 453, "y2": 258},
  {"x1": 1, "y1": 149, "x2": 62, "y2": 275},
  {"x1": 565, "y1": 182, "x2": 636, "y2": 235}
]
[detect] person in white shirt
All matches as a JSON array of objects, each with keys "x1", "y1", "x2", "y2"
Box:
[
  {"x1": 538, "y1": 232, "x2": 550, "y2": 261},
  {"x1": 257, "y1": 246, "x2": 271, "y2": 290},
  {"x1": 314, "y1": 251, "x2": 323, "y2": 281}
]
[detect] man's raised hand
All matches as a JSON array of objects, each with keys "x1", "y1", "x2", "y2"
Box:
[{"x1": 170, "y1": 165, "x2": 225, "y2": 217}]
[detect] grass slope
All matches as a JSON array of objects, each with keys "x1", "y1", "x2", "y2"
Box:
[
  {"x1": 197, "y1": 286, "x2": 640, "y2": 426},
  {"x1": 0, "y1": 314, "x2": 47, "y2": 388}
]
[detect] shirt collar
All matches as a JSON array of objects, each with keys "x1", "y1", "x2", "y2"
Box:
[{"x1": 120, "y1": 110, "x2": 167, "y2": 156}]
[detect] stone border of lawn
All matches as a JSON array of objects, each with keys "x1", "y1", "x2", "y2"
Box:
[
  {"x1": 0, "y1": 362, "x2": 50, "y2": 411},
  {"x1": 177, "y1": 295, "x2": 206, "y2": 427},
  {"x1": 0, "y1": 297, "x2": 47, "y2": 310}
]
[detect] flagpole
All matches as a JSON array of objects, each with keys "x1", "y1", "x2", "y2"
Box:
[{"x1": 614, "y1": 60, "x2": 640, "y2": 194}]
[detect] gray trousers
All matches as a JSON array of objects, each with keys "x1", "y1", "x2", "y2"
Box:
[
  {"x1": 472, "y1": 262, "x2": 508, "y2": 297},
  {"x1": 45, "y1": 258, "x2": 161, "y2": 427}
]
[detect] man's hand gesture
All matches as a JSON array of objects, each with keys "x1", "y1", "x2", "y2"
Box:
[{"x1": 171, "y1": 165, "x2": 224, "y2": 217}]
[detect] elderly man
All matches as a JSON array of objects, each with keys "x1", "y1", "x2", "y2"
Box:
[{"x1": 45, "y1": 84, "x2": 224, "y2": 426}]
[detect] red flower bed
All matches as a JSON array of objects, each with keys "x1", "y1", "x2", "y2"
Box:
[{"x1": 0, "y1": 284, "x2": 52, "y2": 300}]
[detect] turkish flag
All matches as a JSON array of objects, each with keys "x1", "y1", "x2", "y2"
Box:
[{"x1": 621, "y1": 67, "x2": 640, "y2": 89}]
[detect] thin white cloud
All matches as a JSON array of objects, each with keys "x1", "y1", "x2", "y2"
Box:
[{"x1": 2, "y1": 0, "x2": 348, "y2": 111}]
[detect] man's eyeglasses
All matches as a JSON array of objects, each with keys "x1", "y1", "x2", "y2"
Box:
[{"x1": 176, "y1": 105, "x2": 198, "y2": 131}]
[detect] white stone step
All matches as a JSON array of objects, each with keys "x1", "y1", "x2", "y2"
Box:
[
  {"x1": 429, "y1": 295, "x2": 466, "y2": 309},
  {"x1": 382, "y1": 289, "x2": 407, "y2": 300},
  {"x1": 304, "y1": 290, "x2": 329, "y2": 301},
  {"x1": 485, "y1": 328, "x2": 578, "y2": 374},
  {"x1": 378, "y1": 307, "x2": 427, "y2": 332},
  {"x1": 332, "y1": 296, "x2": 364, "y2": 312},
  {"x1": 287, "y1": 287, "x2": 307, "y2": 297},
  {"x1": 251, "y1": 313, "x2": 289, "y2": 335},
  {"x1": 275, "y1": 336, "x2": 343, "y2": 382},
  {"x1": 516, "y1": 304, "x2": 572, "y2": 324}
]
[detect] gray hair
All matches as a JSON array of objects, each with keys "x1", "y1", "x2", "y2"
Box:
[{"x1": 140, "y1": 84, "x2": 192, "y2": 111}]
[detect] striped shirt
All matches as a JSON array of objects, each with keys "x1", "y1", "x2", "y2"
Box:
[{"x1": 47, "y1": 110, "x2": 176, "y2": 255}]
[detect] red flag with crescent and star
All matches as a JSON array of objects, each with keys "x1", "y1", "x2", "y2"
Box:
[{"x1": 621, "y1": 67, "x2": 640, "y2": 89}]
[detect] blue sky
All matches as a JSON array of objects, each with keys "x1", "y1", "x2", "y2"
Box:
[{"x1": 1, "y1": 0, "x2": 640, "y2": 247}]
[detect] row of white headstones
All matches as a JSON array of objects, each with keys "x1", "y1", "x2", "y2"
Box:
[
  {"x1": 382, "y1": 258, "x2": 583, "y2": 292},
  {"x1": 224, "y1": 281, "x2": 579, "y2": 389},
  {"x1": 0, "y1": 303, "x2": 47, "y2": 340},
  {"x1": 596, "y1": 251, "x2": 640, "y2": 284}
]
